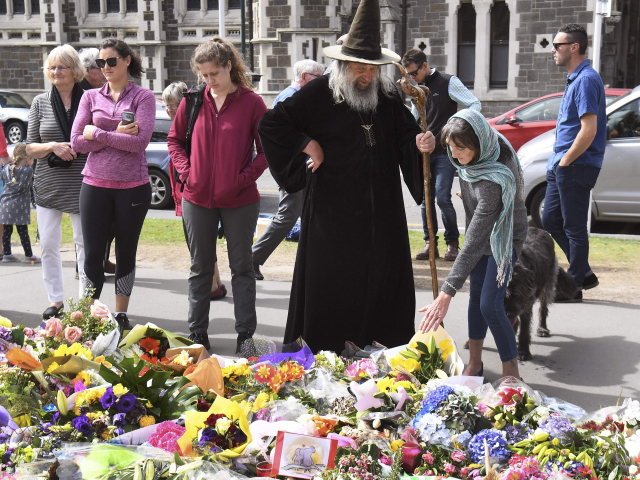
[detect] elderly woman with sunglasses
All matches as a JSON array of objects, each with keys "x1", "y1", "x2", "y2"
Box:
[
  {"x1": 25, "y1": 45, "x2": 87, "y2": 320},
  {"x1": 71, "y1": 38, "x2": 156, "y2": 334}
]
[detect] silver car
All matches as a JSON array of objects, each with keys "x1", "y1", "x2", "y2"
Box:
[
  {"x1": 0, "y1": 90, "x2": 31, "y2": 144},
  {"x1": 518, "y1": 86, "x2": 640, "y2": 228}
]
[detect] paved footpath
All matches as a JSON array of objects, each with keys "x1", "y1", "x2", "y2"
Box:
[{"x1": 2, "y1": 261, "x2": 639, "y2": 412}]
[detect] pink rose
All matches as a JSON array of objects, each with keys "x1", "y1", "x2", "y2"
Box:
[
  {"x1": 44, "y1": 318, "x2": 63, "y2": 338},
  {"x1": 23, "y1": 327, "x2": 35, "y2": 337},
  {"x1": 451, "y1": 451, "x2": 466, "y2": 463},
  {"x1": 70, "y1": 311, "x2": 84, "y2": 321},
  {"x1": 444, "y1": 463, "x2": 457, "y2": 474},
  {"x1": 422, "y1": 452, "x2": 434, "y2": 464},
  {"x1": 65, "y1": 326, "x2": 82, "y2": 344},
  {"x1": 90, "y1": 303, "x2": 110, "y2": 319}
]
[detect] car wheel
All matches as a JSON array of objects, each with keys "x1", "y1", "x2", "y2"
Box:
[
  {"x1": 5, "y1": 121, "x2": 26, "y2": 144},
  {"x1": 148, "y1": 168, "x2": 172, "y2": 209},
  {"x1": 530, "y1": 186, "x2": 546, "y2": 229}
]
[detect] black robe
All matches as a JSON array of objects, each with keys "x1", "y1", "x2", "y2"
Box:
[{"x1": 258, "y1": 76, "x2": 424, "y2": 354}]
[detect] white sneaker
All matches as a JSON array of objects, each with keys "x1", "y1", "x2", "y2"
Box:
[
  {"x1": 26, "y1": 256, "x2": 41, "y2": 264},
  {"x1": 2, "y1": 255, "x2": 18, "y2": 262}
]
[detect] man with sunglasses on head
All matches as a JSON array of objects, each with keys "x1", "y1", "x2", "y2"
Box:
[
  {"x1": 401, "y1": 49, "x2": 480, "y2": 263},
  {"x1": 252, "y1": 59, "x2": 324, "y2": 281},
  {"x1": 542, "y1": 24, "x2": 606, "y2": 303}
]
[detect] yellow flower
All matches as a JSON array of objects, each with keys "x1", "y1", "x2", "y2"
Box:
[
  {"x1": 172, "y1": 350, "x2": 192, "y2": 366},
  {"x1": 139, "y1": 416, "x2": 156, "y2": 428},
  {"x1": 389, "y1": 355, "x2": 404, "y2": 369},
  {"x1": 239, "y1": 400, "x2": 252, "y2": 415},
  {"x1": 87, "y1": 412, "x2": 100, "y2": 421},
  {"x1": 76, "y1": 370, "x2": 91, "y2": 386},
  {"x1": 0, "y1": 316, "x2": 12, "y2": 328},
  {"x1": 146, "y1": 401, "x2": 153, "y2": 408},
  {"x1": 47, "y1": 362, "x2": 60, "y2": 374},
  {"x1": 101, "y1": 430, "x2": 111, "y2": 440},
  {"x1": 68, "y1": 343, "x2": 81, "y2": 355},
  {"x1": 113, "y1": 384, "x2": 128, "y2": 398},
  {"x1": 54, "y1": 344, "x2": 68, "y2": 356},
  {"x1": 439, "y1": 339, "x2": 454, "y2": 361},
  {"x1": 94, "y1": 356, "x2": 112, "y2": 369},
  {"x1": 73, "y1": 403, "x2": 82, "y2": 415},
  {"x1": 403, "y1": 358, "x2": 419, "y2": 373},
  {"x1": 376, "y1": 377, "x2": 394, "y2": 392},
  {"x1": 234, "y1": 363, "x2": 249, "y2": 376},
  {"x1": 390, "y1": 440, "x2": 405, "y2": 452},
  {"x1": 391, "y1": 381, "x2": 415, "y2": 392},
  {"x1": 251, "y1": 392, "x2": 269, "y2": 412},
  {"x1": 221, "y1": 366, "x2": 236, "y2": 378}
]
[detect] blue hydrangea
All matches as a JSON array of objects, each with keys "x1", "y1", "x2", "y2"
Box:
[
  {"x1": 504, "y1": 423, "x2": 532, "y2": 444},
  {"x1": 467, "y1": 429, "x2": 510, "y2": 464},
  {"x1": 421, "y1": 385, "x2": 455, "y2": 414}
]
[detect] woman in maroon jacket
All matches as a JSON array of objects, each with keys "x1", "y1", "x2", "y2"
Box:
[{"x1": 168, "y1": 37, "x2": 267, "y2": 353}]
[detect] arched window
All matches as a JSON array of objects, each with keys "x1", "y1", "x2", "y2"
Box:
[
  {"x1": 490, "y1": 0, "x2": 509, "y2": 88},
  {"x1": 457, "y1": 1, "x2": 476, "y2": 88}
]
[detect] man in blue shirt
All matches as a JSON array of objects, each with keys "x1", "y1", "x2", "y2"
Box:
[
  {"x1": 542, "y1": 24, "x2": 606, "y2": 302},
  {"x1": 402, "y1": 49, "x2": 481, "y2": 262},
  {"x1": 253, "y1": 59, "x2": 324, "y2": 280}
]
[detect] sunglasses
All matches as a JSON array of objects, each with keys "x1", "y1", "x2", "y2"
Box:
[
  {"x1": 305, "y1": 73, "x2": 320, "y2": 79},
  {"x1": 95, "y1": 57, "x2": 123, "y2": 68},
  {"x1": 552, "y1": 42, "x2": 576, "y2": 50},
  {"x1": 47, "y1": 66, "x2": 68, "y2": 72},
  {"x1": 407, "y1": 68, "x2": 421, "y2": 77}
]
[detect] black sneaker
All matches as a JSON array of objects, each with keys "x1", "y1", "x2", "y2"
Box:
[
  {"x1": 236, "y1": 332, "x2": 253, "y2": 355},
  {"x1": 115, "y1": 313, "x2": 134, "y2": 335},
  {"x1": 583, "y1": 273, "x2": 599, "y2": 290},
  {"x1": 253, "y1": 263, "x2": 264, "y2": 281},
  {"x1": 555, "y1": 290, "x2": 583, "y2": 303},
  {"x1": 189, "y1": 332, "x2": 211, "y2": 351}
]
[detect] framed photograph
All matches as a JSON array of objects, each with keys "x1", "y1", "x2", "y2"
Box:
[{"x1": 271, "y1": 431, "x2": 339, "y2": 479}]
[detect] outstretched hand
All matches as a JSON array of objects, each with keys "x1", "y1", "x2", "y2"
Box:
[{"x1": 418, "y1": 291, "x2": 452, "y2": 332}]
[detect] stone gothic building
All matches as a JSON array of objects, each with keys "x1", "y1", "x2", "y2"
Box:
[{"x1": 0, "y1": 0, "x2": 638, "y2": 115}]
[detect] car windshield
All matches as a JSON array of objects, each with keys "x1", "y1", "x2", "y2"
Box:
[{"x1": 0, "y1": 92, "x2": 30, "y2": 108}]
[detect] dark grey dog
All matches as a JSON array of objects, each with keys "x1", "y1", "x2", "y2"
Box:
[{"x1": 463, "y1": 227, "x2": 576, "y2": 361}]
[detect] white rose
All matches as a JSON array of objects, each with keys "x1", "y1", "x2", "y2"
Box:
[{"x1": 629, "y1": 465, "x2": 637, "y2": 475}]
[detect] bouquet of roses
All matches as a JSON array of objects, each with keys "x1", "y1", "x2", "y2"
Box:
[
  {"x1": 193, "y1": 412, "x2": 248, "y2": 455},
  {"x1": 39, "y1": 297, "x2": 118, "y2": 359},
  {"x1": 412, "y1": 445, "x2": 475, "y2": 477}
]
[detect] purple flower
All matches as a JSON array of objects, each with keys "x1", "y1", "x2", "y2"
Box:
[
  {"x1": 52, "y1": 412, "x2": 60, "y2": 423},
  {"x1": 539, "y1": 415, "x2": 575, "y2": 441},
  {"x1": 421, "y1": 385, "x2": 455, "y2": 413},
  {"x1": 234, "y1": 428, "x2": 247, "y2": 445},
  {"x1": 71, "y1": 415, "x2": 93, "y2": 437},
  {"x1": 116, "y1": 393, "x2": 137, "y2": 413},
  {"x1": 113, "y1": 413, "x2": 126, "y2": 427},
  {"x1": 114, "y1": 428, "x2": 124, "y2": 436},
  {"x1": 0, "y1": 327, "x2": 12, "y2": 342},
  {"x1": 100, "y1": 387, "x2": 116, "y2": 409},
  {"x1": 504, "y1": 423, "x2": 533, "y2": 444},
  {"x1": 199, "y1": 427, "x2": 217, "y2": 447},
  {"x1": 0, "y1": 433, "x2": 8, "y2": 444}
]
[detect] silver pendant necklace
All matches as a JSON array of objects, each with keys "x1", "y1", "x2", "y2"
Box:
[{"x1": 357, "y1": 112, "x2": 376, "y2": 147}]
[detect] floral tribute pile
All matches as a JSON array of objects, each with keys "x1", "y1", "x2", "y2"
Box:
[{"x1": 1, "y1": 303, "x2": 640, "y2": 480}]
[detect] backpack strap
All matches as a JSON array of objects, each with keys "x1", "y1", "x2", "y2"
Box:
[{"x1": 175, "y1": 83, "x2": 206, "y2": 192}]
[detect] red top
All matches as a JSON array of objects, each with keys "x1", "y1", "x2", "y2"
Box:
[
  {"x1": 168, "y1": 85, "x2": 268, "y2": 209},
  {"x1": 0, "y1": 132, "x2": 8, "y2": 159}
]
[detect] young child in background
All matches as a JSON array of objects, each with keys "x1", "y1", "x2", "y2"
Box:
[{"x1": 1, "y1": 143, "x2": 40, "y2": 263}]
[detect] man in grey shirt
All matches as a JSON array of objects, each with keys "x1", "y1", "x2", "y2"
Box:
[{"x1": 253, "y1": 59, "x2": 324, "y2": 280}]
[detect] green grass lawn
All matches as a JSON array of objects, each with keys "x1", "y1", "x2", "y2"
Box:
[{"x1": 25, "y1": 212, "x2": 640, "y2": 266}]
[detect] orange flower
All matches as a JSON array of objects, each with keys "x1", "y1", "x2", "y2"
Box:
[
  {"x1": 311, "y1": 415, "x2": 337, "y2": 436},
  {"x1": 140, "y1": 337, "x2": 161, "y2": 355},
  {"x1": 289, "y1": 363, "x2": 305, "y2": 380},
  {"x1": 141, "y1": 353, "x2": 158, "y2": 365},
  {"x1": 268, "y1": 371, "x2": 285, "y2": 392},
  {"x1": 184, "y1": 365, "x2": 196, "y2": 376},
  {"x1": 278, "y1": 363, "x2": 292, "y2": 381},
  {"x1": 255, "y1": 364, "x2": 276, "y2": 384}
]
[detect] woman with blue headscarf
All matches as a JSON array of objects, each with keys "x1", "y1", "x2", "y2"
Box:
[{"x1": 418, "y1": 109, "x2": 528, "y2": 379}]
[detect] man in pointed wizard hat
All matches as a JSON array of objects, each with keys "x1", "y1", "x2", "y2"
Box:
[{"x1": 258, "y1": 0, "x2": 436, "y2": 354}]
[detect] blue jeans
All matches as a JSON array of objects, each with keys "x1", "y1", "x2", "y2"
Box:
[
  {"x1": 468, "y1": 251, "x2": 519, "y2": 362},
  {"x1": 542, "y1": 163, "x2": 600, "y2": 289},
  {"x1": 421, "y1": 153, "x2": 459, "y2": 244}
]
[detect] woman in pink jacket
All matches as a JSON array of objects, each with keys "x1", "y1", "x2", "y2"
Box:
[
  {"x1": 168, "y1": 37, "x2": 267, "y2": 353},
  {"x1": 71, "y1": 39, "x2": 156, "y2": 334}
]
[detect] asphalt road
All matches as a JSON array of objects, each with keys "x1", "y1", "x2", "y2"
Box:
[{"x1": 1, "y1": 261, "x2": 639, "y2": 413}]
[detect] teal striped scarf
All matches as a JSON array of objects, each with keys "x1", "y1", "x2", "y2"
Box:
[{"x1": 445, "y1": 109, "x2": 524, "y2": 287}]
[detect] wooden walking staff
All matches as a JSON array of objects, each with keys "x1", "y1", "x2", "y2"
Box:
[{"x1": 393, "y1": 62, "x2": 439, "y2": 299}]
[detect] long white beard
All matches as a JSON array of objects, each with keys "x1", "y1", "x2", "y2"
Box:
[{"x1": 329, "y1": 66, "x2": 380, "y2": 114}]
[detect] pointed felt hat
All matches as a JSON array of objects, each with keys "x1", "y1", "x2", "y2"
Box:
[{"x1": 323, "y1": 0, "x2": 400, "y2": 65}]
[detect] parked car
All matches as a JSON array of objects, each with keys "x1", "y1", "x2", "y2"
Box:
[
  {"x1": 0, "y1": 90, "x2": 31, "y2": 144},
  {"x1": 488, "y1": 89, "x2": 630, "y2": 151},
  {"x1": 5, "y1": 98, "x2": 175, "y2": 209},
  {"x1": 519, "y1": 86, "x2": 640, "y2": 228}
]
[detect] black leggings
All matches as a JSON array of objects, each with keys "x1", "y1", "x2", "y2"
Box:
[
  {"x1": 2, "y1": 225, "x2": 33, "y2": 257},
  {"x1": 79, "y1": 182, "x2": 151, "y2": 299}
]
